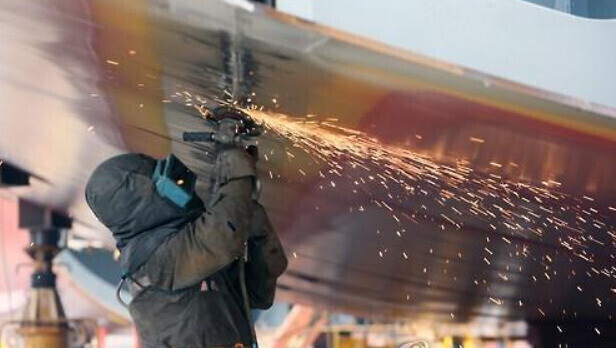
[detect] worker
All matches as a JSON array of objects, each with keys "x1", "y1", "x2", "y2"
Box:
[{"x1": 84, "y1": 145, "x2": 287, "y2": 348}]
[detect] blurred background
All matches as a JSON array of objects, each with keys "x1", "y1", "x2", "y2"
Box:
[{"x1": 1, "y1": 0, "x2": 615, "y2": 347}]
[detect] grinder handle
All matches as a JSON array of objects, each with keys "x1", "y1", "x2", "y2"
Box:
[{"x1": 183, "y1": 132, "x2": 215, "y2": 142}]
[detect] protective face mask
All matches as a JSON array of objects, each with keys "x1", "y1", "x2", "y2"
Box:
[{"x1": 152, "y1": 154, "x2": 197, "y2": 208}]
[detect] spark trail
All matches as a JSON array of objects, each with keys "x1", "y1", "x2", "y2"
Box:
[
  {"x1": 247, "y1": 109, "x2": 615, "y2": 259},
  {"x1": 174, "y1": 91, "x2": 616, "y2": 320}
]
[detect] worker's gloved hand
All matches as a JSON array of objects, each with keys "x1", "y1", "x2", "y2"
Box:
[{"x1": 214, "y1": 146, "x2": 257, "y2": 187}]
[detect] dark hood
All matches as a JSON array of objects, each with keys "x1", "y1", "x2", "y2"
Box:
[{"x1": 85, "y1": 153, "x2": 202, "y2": 250}]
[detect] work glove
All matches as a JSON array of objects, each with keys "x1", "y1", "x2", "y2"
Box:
[{"x1": 214, "y1": 145, "x2": 258, "y2": 187}]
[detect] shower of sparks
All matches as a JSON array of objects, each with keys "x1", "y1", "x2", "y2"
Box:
[
  {"x1": 175, "y1": 91, "x2": 616, "y2": 324},
  {"x1": 245, "y1": 110, "x2": 613, "y2": 246},
  {"x1": 489, "y1": 297, "x2": 503, "y2": 306}
]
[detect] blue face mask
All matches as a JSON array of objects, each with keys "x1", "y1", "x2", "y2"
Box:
[{"x1": 152, "y1": 154, "x2": 197, "y2": 208}]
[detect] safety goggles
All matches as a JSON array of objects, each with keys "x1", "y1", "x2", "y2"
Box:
[{"x1": 152, "y1": 154, "x2": 196, "y2": 208}]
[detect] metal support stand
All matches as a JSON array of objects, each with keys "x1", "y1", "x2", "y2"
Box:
[
  {"x1": 0, "y1": 200, "x2": 97, "y2": 348},
  {"x1": 18, "y1": 228, "x2": 68, "y2": 348}
]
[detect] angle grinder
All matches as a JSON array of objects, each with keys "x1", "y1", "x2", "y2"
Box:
[
  {"x1": 183, "y1": 105, "x2": 263, "y2": 198},
  {"x1": 183, "y1": 106, "x2": 263, "y2": 146}
]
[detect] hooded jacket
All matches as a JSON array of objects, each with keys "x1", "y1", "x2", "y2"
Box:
[{"x1": 85, "y1": 152, "x2": 287, "y2": 348}]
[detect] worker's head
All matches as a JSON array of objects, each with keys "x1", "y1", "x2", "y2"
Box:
[{"x1": 85, "y1": 153, "x2": 202, "y2": 247}]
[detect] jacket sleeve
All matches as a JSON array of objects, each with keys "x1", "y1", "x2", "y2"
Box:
[
  {"x1": 143, "y1": 178, "x2": 255, "y2": 291},
  {"x1": 245, "y1": 203, "x2": 288, "y2": 309}
]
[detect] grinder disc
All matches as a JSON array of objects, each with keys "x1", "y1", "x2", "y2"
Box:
[{"x1": 208, "y1": 106, "x2": 262, "y2": 137}]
